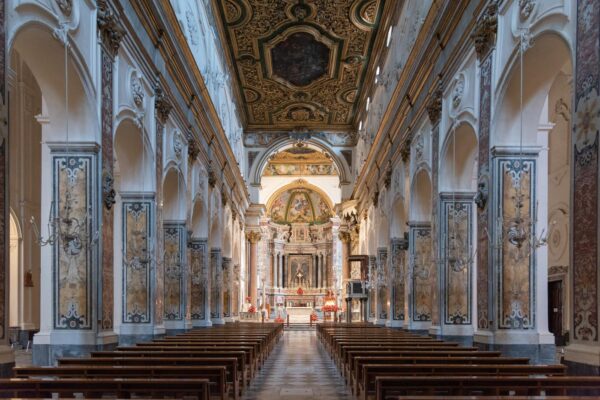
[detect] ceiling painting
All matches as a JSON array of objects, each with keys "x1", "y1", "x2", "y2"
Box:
[
  {"x1": 263, "y1": 147, "x2": 338, "y2": 176},
  {"x1": 213, "y1": 0, "x2": 386, "y2": 133},
  {"x1": 268, "y1": 183, "x2": 333, "y2": 225}
]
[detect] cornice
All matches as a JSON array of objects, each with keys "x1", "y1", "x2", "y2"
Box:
[
  {"x1": 128, "y1": 0, "x2": 249, "y2": 211},
  {"x1": 352, "y1": 0, "x2": 483, "y2": 212}
]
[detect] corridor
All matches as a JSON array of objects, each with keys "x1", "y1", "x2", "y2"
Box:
[{"x1": 242, "y1": 331, "x2": 353, "y2": 400}]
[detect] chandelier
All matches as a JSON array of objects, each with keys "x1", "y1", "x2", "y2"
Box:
[{"x1": 31, "y1": 25, "x2": 98, "y2": 251}]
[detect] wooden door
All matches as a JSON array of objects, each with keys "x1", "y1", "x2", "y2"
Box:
[{"x1": 548, "y1": 280, "x2": 564, "y2": 345}]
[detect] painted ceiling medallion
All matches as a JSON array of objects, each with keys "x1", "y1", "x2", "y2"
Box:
[{"x1": 214, "y1": 0, "x2": 386, "y2": 132}]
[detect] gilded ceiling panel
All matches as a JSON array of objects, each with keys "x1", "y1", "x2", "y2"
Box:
[{"x1": 214, "y1": 0, "x2": 385, "y2": 132}]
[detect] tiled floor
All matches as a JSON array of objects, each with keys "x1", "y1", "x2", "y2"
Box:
[{"x1": 242, "y1": 331, "x2": 354, "y2": 400}]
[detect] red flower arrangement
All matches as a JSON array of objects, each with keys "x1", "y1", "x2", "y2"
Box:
[
  {"x1": 322, "y1": 304, "x2": 339, "y2": 313},
  {"x1": 310, "y1": 312, "x2": 318, "y2": 322},
  {"x1": 296, "y1": 287, "x2": 304, "y2": 295},
  {"x1": 274, "y1": 316, "x2": 284, "y2": 323},
  {"x1": 248, "y1": 305, "x2": 256, "y2": 313},
  {"x1": 245, "y1": 296, "x2": 252, "y2": 303}
]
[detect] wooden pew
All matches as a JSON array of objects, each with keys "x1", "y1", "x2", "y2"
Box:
[
  {"x1": 14, "y1": 365, "x2": 227, "y2": 400},
  {"x1": 0, "y1": 378, "x2": 210, "y2": 400},
  {"x1": 375, "y1": 376, "x2": 600, "y2": 400},
  {"x1": 358, "y1": 363, "x2": 566, "y2": 400},
  {"x1": 58, "y1": 356, "x2": 240, "y2": 398}
]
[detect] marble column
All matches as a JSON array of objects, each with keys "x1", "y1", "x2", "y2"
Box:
[
  {"x1": 376, "y1": 247, "x2": 388, "y2": 325},
  {"x1": 189, "y1": 239, "x2": 209, "y2": 326},
  {"x1": 439, "y1": 193, "x2": 475, "y2": 336},
  {"x1": 339, "y1": 231, "x2": 351, "y2": 296},
  {"x1": 222, "y1": 257, "x2": 232, "y2": 321},
  {"x1": 273, "y1": 253, "x2": 278, "y2": 290},
  {"x1": 154, "y1": 86, "x2": 171, "y2": 335},
  {"x1": 210, "y1": 248, "x2": 223, "y2": 324},
  {"x1": 471, "y1": 1, "x2": 498, "y2": 342},
  {"x1": 164, "y1": 223, "x2": 187, "y2": 330},
  {"x1": 368, "y1": 255, "x2": 377, "y2": 322},
  {"x1": 278, "y1": 253, "x2": 283, "y2": 288},
  {"x1": 246, "y1": 231, "x2": 261, "y2": 306},
  {"x1": 409, "y1": 222, "x2": 433, "y2": 330},
  {"x1": 426, "y1": 83, "x2": 442, "y2": 336},
  {"x1": 389, "y1": 237, "x2": 408, "y2": 327},
  {"x1": 0, "y1": 0, "x2": 15, "y2": 377},
  {"x1": 564, "y1": 0, "x2": 600, "y2": 372}
]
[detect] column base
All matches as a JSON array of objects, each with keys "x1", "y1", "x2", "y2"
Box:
[
  {"x1": 211, "y1": 318, "x2": 225, "y2": 325},
  {"x1": 374, "y1": 318, "x2": 387, "y2": 326},
  {"x1": 0, "y1": 345, "x2": 15, "y2": 377},
  {"x1": 153, "y1": 325, "x2": 166, "y2": 335},
  {"x1": 441, "y1": 324, "x2": 474, "y2": 337},
  {"x1": 407, "y1": 321, "x2": 432, "y2": 331},
  {"x1": 386, "y1": 320, "x2": 405, "y2": 328},
  {"x1": 164, "y1": 320, "x2": 187, "y2": 331},
  {"x1": 475, "y1": 329, "x2": 554, "y2": 345},
  {"x1": 32, "y1": 340, "x2": 118, "y2": 366},
  {"x1": 565, "y1": 343, "x2": 600, "y2": 373},
  {"x1": 224, "y1": 317, "x2": 235, "y2": 323},
  {"x1": 192, "y1": 319, "x2": 213, "y2": 327},
  {"x1": 428, "y1": 324, "x2": 441, "y2": 336}
]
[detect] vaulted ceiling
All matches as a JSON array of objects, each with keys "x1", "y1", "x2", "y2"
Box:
[{"x1": 213, "y1": 0, "x2": 387, "y2": 135}]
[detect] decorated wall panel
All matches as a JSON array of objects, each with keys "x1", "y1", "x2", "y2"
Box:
[
  {"x1": 440, "y1": 194, "x2": 473, "y2": 325},
  {"x1": 53, "y1": 152, "x2": 96, "y2": 330},
  {"x1": 377, "y1": 247, "x2": 388, "y2": 319},
  {"x1": 189, "y1": 239, "x2": 207, "y2": 320},
  {"x1": 390, "y1": 238, "x2": 406, "y2": 321},
  {"x1": 263, "y1": 148, "x2": 338, "y2": 176},
  {"x1": 164, "y1": 223, "x2": 185, "y2": 320},
  {"x1": 210, "y1": 248, "x2": 222, "y2": 319},
  {"x1": 122, "y1": 199, "x2": 153, "y2": 324},
  {"x1": 410, "y1": 225, "x2": 433, "y2": 322},
  {"x1": 287, "y1": 254, "x2": 313, "y2": 288},
  {"x1": 368, "y1": 255, "x2": 376, "y2": 319},
  {"x1": 493, "y1": 157, "x2": 536, "y2": 330}
]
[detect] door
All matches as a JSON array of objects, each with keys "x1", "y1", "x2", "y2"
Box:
[{"x1": 548, "y1": 280, "x2": 564, "y2": 345}]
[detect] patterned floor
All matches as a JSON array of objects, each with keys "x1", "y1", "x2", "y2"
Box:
[{"x1": 242, "y1": 331, "x2": 354, "y2": 400}]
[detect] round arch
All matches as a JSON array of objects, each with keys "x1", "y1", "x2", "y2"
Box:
[
  {"x1": 410, "y1": 168, "x2": 432, "y2": 222},
  {"x1": 114, "y1": 117, "x2": 154, "y2": 192},
  {"x1": 440, "y1": 121, "x2": 478, "y2": 192},
  {"x1": 265, "y1": 179, "x2": 335, "y2": 215},
  {"x1": 163, "y1": 167, "x2": 186, "y2": 221}
]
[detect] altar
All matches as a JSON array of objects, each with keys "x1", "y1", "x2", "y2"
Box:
[{"x1": 286, "y1": 306, "x2": 313, "y2": 323}]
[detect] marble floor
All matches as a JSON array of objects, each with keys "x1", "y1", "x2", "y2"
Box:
[{"x1": 242, "y1": 331, "x2": 354, "y2": 400}]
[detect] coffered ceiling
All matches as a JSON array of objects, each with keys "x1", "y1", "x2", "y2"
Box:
[{"x1": 212, "y1": 0, "x2": 387, "y2": 134}]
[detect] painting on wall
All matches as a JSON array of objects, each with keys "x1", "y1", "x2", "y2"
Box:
[
  {"x1": 164, "y1": 224, "x2": 185, "y2": 320},
  {"x1": 411, "y1": 225, "x2": 432, "y2": 322},
  {"x1": 122, "y1": 200, "x2": 152, "y2": 324},
  {"x1": 263, "y1": 148, "x2": 338, "y2": 176},
  {"x1": 378, "y1": 248, "x2": 388, "y2": 319},
  {"x1": 210, "y1": 249, "x2": 222, "y2": 318},
  {"x1": 287, "y1": 255, "x2": 312, "y2": 288},
  {"x1": 268, "y1": 185, "x2": 332, "y2": 225},
  {"x1": 189, "y1": 240, "x2": 207, "y2": 320},
  {"x1": 442, "y1": 196, "x2": 473, "y2": 325},
  {"x1": 496, "y1": 158, "x2": 535, "y2": 329},
  {"x1": 53, "y1": 153, "x2": 95, "y2": 330}
]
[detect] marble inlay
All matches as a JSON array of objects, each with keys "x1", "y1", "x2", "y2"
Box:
[{"x1": 242, "y1": 331, "x2": 353, "y2": 400}]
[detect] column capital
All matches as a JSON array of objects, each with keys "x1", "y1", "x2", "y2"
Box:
[
  {"x1": 471, "y1": 1, "x2": 498, "y2": 58},
  {"x1": 246, "y1": 231, "x2": 262, "y2": 244},
  {"x1": 426, "y1": 81, "x2": 443, "y2": 125},
  {"x1": 154, "y1": 85, "x2": 172, "y2": 124},
  {"x1": 97, "y1": 0, "x2": 125, "y2": 58},
  {"x1": 338, "y1": 231, "x2": 351, "y2": 243}
]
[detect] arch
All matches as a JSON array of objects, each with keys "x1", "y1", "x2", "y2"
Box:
[
  {"x1": 163, "y1": 167, "x2": 186, "y2": 221},
  {"x1": 410, "y1": 169, "x2": 432, "y2": 222},
  {"x1": 265, "y1": 179, "x2": 334, "y2": 225},
  {"x1": 266, "y1": 179, "x2": 334, "y2": 212},
  {"x1": 493, "y1": 32, "x2": 572, "y2": 147},
  {"x1": 191, "y1": 196, "x2": 208, "y2": 238},
  {"x1": 223, "y1": 226, "x2": 232, "y2": 258},
  {"x1": 114, "y1": 118, "x2": 154, "y2": 192},
  {"x1": 391, "y1": 195, "x2": 407, "y2": 238},
  {"x1": 10, "y1": 23, "x2": 97, "y2": 143},
  {"x1": 252, "y1": 139, "x2": 350, "y2": 185},
  {"x1": 440, "y1": 121, "x2": 478, "y2": 192}
]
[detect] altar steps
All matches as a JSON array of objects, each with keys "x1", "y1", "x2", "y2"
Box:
[{"x1": 284, "y1": 322, "x2": 318, "y2": 331}]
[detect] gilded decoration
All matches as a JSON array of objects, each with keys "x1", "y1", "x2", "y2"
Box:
[
  {"x1": 411, "y1": 226, "x2": 432, "y2": 322},
  {"x1": 164, "y1": 224, "x2": 185, "y2": 320},
  {"x1": 268, "y1": 184, "x2": 333, "y2": 225},
  {"x1": 54, "y1": 154, "x2": 94, "y2": 330},
  {"x1": 263, "y1": 147, "x2": 338, "y2": 176},
  {"x1": 123, "y1": 200, "x2": 151, "y2": 324},
  {"x1": 214, "y1": 0, "x2": 385, "y2": 131}
]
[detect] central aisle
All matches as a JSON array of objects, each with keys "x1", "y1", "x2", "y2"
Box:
[{"x1": 242, "y1": 330, "x2": 354, "y2": 400}]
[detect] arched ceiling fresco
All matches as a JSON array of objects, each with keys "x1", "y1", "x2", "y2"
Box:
[
  {"x1": 263, "y1": 146, "x2": 338, "y2": 176},
  {"x1": 268, "y1": 182, "x2": 333, "y2": 224},
  {"x1": 213, "y1": 0, "x2": 387, "y2": 133}
]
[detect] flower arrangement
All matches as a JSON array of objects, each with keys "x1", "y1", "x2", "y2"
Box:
[
  {"x1": 248, "y1": 305, "x2": 256, "y2": 313},
  {"x1": 274, "y1": 316, "x2": 284, "y2": 323},
  {"x1": 310, "y1": 312, "x2": 318, "y2": 322},
  {"x1": 245, "y1": 296, "x2": 252, "y2": 303},
  {"x1": 322, "y1": 304, "x2": 339, "y2": 313},
  {"x1": 296, "y1": 287, "x2": 304, "y2": 295}
]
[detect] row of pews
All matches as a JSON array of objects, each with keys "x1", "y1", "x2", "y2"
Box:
[
  {"x1": 317, "y1": 323, "x2": 600, "y2": 400},
  {"x1": 0, "y1": 322, "x2": 283, "y2": 399}
]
